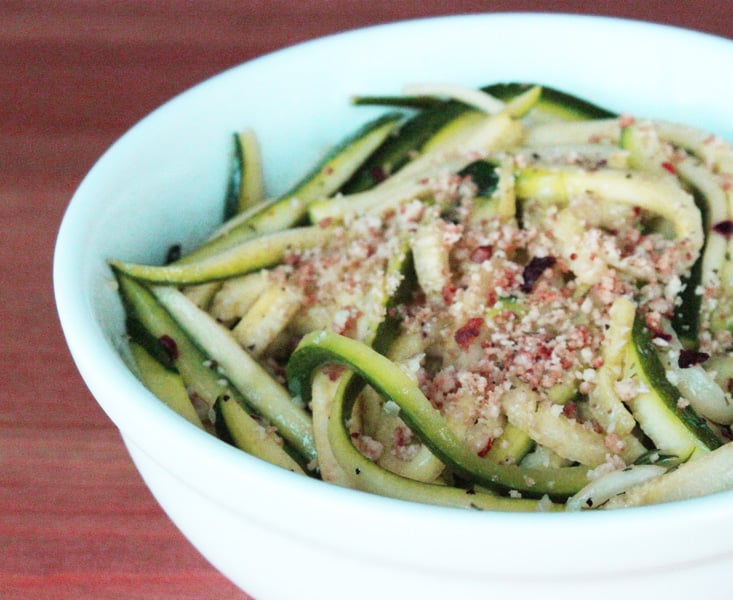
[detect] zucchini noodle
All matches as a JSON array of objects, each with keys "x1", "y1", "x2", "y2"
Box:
[{"x1": 113, "y1": 82, "x2": 733, "y2": 511}]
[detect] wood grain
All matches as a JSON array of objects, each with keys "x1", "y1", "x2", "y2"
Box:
[{"x1": 2, "y1": 2, "x2": 730, "y2": 598}]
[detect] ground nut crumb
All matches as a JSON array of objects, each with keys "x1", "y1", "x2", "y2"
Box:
[
  {"x1": 587, "y1": 454, "x2": 626, "y2": 480},
  {"x1": 604, "y1": 433, "x2": 626, "y2": 454},
  {"x1": 352, "y1": 433, "x2": 384, "y2": 461}
]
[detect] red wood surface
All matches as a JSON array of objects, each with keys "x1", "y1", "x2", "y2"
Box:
[{"x1": 2, "y1": 2, "x2": 731, "y2": 598}]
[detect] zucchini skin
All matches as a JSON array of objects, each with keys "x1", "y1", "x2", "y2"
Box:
[
  {"x1": 514, "y1": 165, "x2": 703, "y2": 254},
  {"x1": 483, "y1": 83, "x2": 616, "y2": 120},
  {"x1": 223, "y1": 129, "x2": 264, "y2": 220},
  {"x1": 223, "y1": 131, "x2": 244, "y2": 221},
  {"x1": 117, "y1": 271, "x2": 237, "y2": 412},
  {"x1": 342, "y1": 101, "x2": 472, "y2": 193},
  {"x1": 619, "y1": 122, "x2": 724, "y2": 347},
  {"x1": 325, "y1": 370, "x2": 560, "y2": 512},
  {"x1": 214, "y1": 395, "x2": 306, "y2": 474},
  {"x1": 458, "y1": 159, "x2": 500, "y2": 197},
  {"x1": 109, "y1": 226, "x2": 324, "y2": 285},
  {"x1": 129, "y1": 340, "x2": 205, "y2": 430},
  {"x1": 670, "y1": 189, "x2": 706, "y2": 346},
  {"x1": 150, "y1": 284, "x2": 317, "y2": 463},
  {"x1": 287, "y1": 330, "x2": 591, "y2": 498},
  {"x1": 628, "y1": 312, "x2": 722, "y2": 453},
  {"x1": 352, "y1": 83, "x2": 615, "y2": 120},
  {"x1": 184, "y1": 112, "x2": 403, "y2": 262}
]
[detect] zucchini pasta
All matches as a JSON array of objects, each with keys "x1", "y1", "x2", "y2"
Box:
[{"x1": 112, "y1": 82, "x2": 733, "y2": 511}]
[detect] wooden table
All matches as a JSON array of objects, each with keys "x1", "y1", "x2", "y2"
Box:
[{"x1": 2, "y1": 2, "x2": 730, "y2": 598}]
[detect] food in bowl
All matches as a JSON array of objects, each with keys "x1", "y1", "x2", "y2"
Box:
[{"x1": 109, "y1": 81, "x2": 733, "y2": 512}]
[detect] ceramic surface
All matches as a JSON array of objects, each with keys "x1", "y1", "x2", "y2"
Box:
[{"x1": 55, "y1": 13, "x2": 733, "y2": 599}]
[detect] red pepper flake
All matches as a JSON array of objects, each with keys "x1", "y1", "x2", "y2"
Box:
[
  {"x1": 470, "y1": 245, "x2": 493, "y2": 263},
  {"x1": 562, "y1": 402, "x2": 578, "y2": 420},
  {"x1": 325, "y1": 364, "x2": 345, "y2": 381},
  {"x1": 284, "y1": 252, "x2": 301, "y2": 266},
  {"x1": 370, "y1": 166, "x2": 387, "y2": 183},
  {"x1": 644, "y1": 314, "x2": 672, "y2": 342},
  {"x1": 520, "y1": 256, "x2": 556, "y2": 293},
  {"x1": 713, "y1": 220, "x2": 733, "y2": 239},
  {"x1": 569, "y1": 252, "x2": 578, "y2": 261},
  {"x1": 661, "y1": 161, "x2": 677, "y2": 175},
  {"x1": 486, "y1": 290, "x2": 497, "y2": 307},
  {"x1": 442, "y1": 284, "x2": 457, "y2": 304},
  {"x1": 454, "y1": 317, "x2": 484, "y2": 349},
  {"x1": 318, "y1": 217, "x2": 333, "y2": 229},
  {"x1": 653, "y1": 330, "x2": 672, "y2": 342},
  {"x1": 477, "y1": 437, "x2": 494, "y2": 457},
  {"x1": 158, "y1": 334, "x2": 179, "y2": 361},
  {"x1": 678, "y1": 349, "x2": 710, "y2": 369}
]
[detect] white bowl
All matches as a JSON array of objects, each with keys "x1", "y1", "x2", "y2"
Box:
[{"x1": 54, "y1": 13, "x2": 733, "y2": 600}]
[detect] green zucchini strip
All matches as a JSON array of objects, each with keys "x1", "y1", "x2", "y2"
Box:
[
  {"x1": 343, "y1": 84, "x2": 539, "y2": 194},
  {"x1": 129, "y1": 341, "x2": 205, "y2": 430},
  {"x1": 223, "y1": 128, "x2": 265, "y2": 219},
  {"x1": 675, "y1": 157, "x2": 731, "y2": 339},
  {"x1": 309, "y1": 369, "x2": 355, "y2": 486},
  {"x1": 587, "y1": 296, "x2": 638, "y2": 437},
  {"x1": 351, "y1": 82, "x2": 613, "y2": 123},
  {"x1": 182, "y1": 112, "x2": 402, "y2": 262},
  {"x1": 214, "y1": 395, "x2": 305, "y2": 474},
  {"x1": 208, "y1": 270, "x2": 270, "y2": 324},
  {"x1": 659, "y1": 335, "x2": 733, "y2": 425},
  {"x1": 524, "y1": 119, "x2": 622, "y2": 146},
  {"x1": 653, "y1": 120, "x2": 733, "y2": 175},
  {"x1": 343, "y1": 102, "x2": 474, "y2": 193},
  {"x1": 308, "y1": 180, "x2": 431, "y2": 224},
  {"x1": 324, "y1": 373, "x2": 560, "y2": 512},
  {"x1": 118, "y1": 272, "x2": 235, "y2": 411},
  {"x1": 231, "y1": 282, "x2": 303, "y2": 357},
  {"x1": 482, "y1": 423, "x2": 534, "y2": 466},
  {"x1": 620, "y1": 122, "x2": 729, "y2": 343},
  {"x1": 309, "y1": 113, "x2": 524, "y2": 223},
  {"x1": 624, "y1": 312, "x2": 723, "y2": 458},
  {"x1": 150, "y1": 284, "x2": 317, "y2": 463},
  {"x1": 603, "y1": 442, "x2": 733, "y2": 509},
  {"x1": 677, "y1": 158, "x2": 729, "y2": 286},
  {"x1": 309, "y1": 238, "x2": 412, "y2": 483},
  {"x1": 386, "y1": 106, "x2": 524, "y2": 188},
  {"x1": 109, "y1": 226, "x2": 324, "y2": 285},
  {"x1": 372, "y1": 406, "x2": 446, "y2": 483},
  {"x1": 401, "y1": 83, "x2": 506, "y2": 114},
  {"x1": 515, "y1": 166, "x2": 703, "y2": 254},
  {"x1": 501, "y1": 384, "x2": 643, "y2": 467},
  {"x1": 287, "y1": 330, "x2": 591, "y2": 497},
  {"x1": 117, "y1": 274, "x2": 304, "y2": 469},
  {"x1": 399, "y1": 83, "x2": 541, "y2": 119},
  {"x1": 566, "y1": 464, "x2": 667, "y2": 511}
]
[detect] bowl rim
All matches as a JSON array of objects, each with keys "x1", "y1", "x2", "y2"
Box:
[{"x1": 54, "y1": 10, "x2": 733, "y2": 578}]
